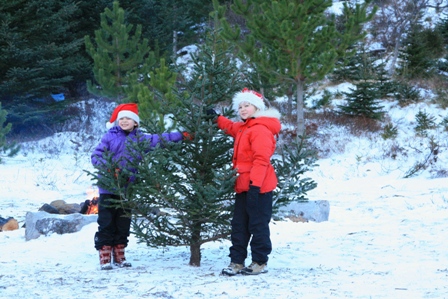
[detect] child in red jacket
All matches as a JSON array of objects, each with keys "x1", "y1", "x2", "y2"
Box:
[{"x1": 214, "y1": 88, "x2": 281, "y2": 275}]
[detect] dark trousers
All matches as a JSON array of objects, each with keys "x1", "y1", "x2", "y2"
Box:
[
  {"x1": 229, "y1": 191, "x2": 273, "y2": 265},
  {"x1": 94, "y1": 194, "x2": 131, "y2": 250}
]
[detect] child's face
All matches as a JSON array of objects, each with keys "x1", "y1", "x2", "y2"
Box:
[
  {"x1": 238, "y1": 102, "x2": 258, "y2": 120},
  {"x1": 118, "y1": 117, "x2": 137, "y2": 131}
]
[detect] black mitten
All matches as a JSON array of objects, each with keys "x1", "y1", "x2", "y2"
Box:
[
  {"x1": 206, "y1": 108, "x2": 219, "y2": 121},
  {"x1": 247, "y1": 185, "x2": 260, "y2": 201}
]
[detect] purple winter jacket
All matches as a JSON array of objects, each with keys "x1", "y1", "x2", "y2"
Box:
[{"x1": 91, "y1": 126, "x2": 183, "y2": 195}]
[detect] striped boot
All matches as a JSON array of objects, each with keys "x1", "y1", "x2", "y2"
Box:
[
  {"x1": 113, "y1": 244, "x2": 132, "y2": 268},
  {"x1": 99, "y1": 245, "x2": 113, "y2": 270}
]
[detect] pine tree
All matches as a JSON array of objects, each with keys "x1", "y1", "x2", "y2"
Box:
[
  {"x1": 0, "y1": 102, "x2": 20, "y2": 163},
  {"x1": 397, "y1": 24, "x2": 444, "y2": 79},
  {"x1": 338, "y1": 82, "x2": 384, "y2": 120},
  {"x1": 116, "y1": 26, "x2": 244, "y2": 267},
  {"x1": 84, "y1": 1, "x2": 154, "y2": 102},
  {"x1": 337, "y1": 47, "x2": 384, "y2": 120},
  {"x1": 214, "y1": 0, "x2": 376, "y2": 136},
  {"x1": 435, "y1": 17, "x2": 448, "y2": 74},
  {"x1": 272, "y1": 136, "x2": 317, "y2": 213},
  {"x1": 142, "y1": 0, "x2": 226, "y2": 57},
  {"x1": 131, "y1": 57, "x2": 178, "y2": 130}
]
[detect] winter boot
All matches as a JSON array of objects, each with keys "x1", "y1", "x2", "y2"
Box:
[
  {"x1": 240, "y1": 261, "x2": 268, "y2": 275},
  {"x1": 221, "y1": 262, "x2": 244, "y2": 276},
  {"x1": 113, "y1": 244, "x2": 132, "y2": 268},
  {"x1": 99, "y1": 245, "x2": 113, "y2": 270}
]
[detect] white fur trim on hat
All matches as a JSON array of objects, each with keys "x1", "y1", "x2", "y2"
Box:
[
  {"x1": 232, "y1": 90, "x2": 266, "y2": 112},
  {"x1": 117, "y1": 110, "x2": 139, "y2": 124}
]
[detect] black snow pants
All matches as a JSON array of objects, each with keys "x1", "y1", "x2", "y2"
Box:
[
  {"x1": 94, "y1": 194, "x2": 131, "y2": 250},
  {"x1": 229, "y1": 191, "x2": 273, "y2": 265}
]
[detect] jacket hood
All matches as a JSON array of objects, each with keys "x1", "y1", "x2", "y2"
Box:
[
  {"x1": 248, "y1": 107, "x2": 281, "y2": 135},
  {"x1": 253, "y1": 107, "x2": 281, "y2": 120}
]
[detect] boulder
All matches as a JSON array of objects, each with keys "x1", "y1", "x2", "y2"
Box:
[
  {"x1": 0, "y1": 217, "x2": 19, "y2": 231},
  {"x1": 49, "y1": 200, "x2": 81, "y2": 214},
  {"x1": 25, "y1": 211, "x2": 97, "y2": 241},
  {"x1": 277, "y1": 200, "x2": 330, "y2": 222}
]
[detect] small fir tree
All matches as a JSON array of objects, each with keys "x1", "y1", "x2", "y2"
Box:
[
  {"x1": 84, "y1": 1, "x2": 155, "y2": 102},
  {"x1": 398, "y1": 24, "x2": 445, "y2": 79},
  {"x1": 338, "y1": 82, "x2": 384, "y2": 120},
  {"x1": 132, "y1": 57, "x2": 178, "y2": 130},
  {"x1": 338, "y1": 47, "x2": 385, "y2": 120},
  {"x1": 116, "y1": 26, "x2": 244, "y2": 267},
  {"x1": 272, "y1": 136, "x2": 317, "y2": 213}
]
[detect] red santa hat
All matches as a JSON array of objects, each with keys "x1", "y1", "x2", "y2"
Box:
[
  {"x1": 232, "y1": 88, "x2": 266, "y2": 112},
  {"x1": 106, "y1": 103, "x2": 140, "y2": 129}
]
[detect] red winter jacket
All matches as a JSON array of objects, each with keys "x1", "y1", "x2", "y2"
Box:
[{"x1": 217, "y1": 108, "x2": 281, "y2": 193}]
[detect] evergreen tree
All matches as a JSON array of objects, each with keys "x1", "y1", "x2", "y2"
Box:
[
  {"x1": 0, "y1": 102, "x2": 20, "y2": 163},
  {"x1": 397, "y1": 24, "x2": 445, "y2": 79},
  {"x1": 375, "y1": 59, "x2": 396, "y2": 99},
  {"x1": 0, "y1": 0, "x2": 87, "y2": 99},
  {"x1": 332, "y1": 43, "x2": 395, "y2": 99},
  {"x1": 131, "y1": 58, "x2": 178, "y2": 129},
  {"x1": 338, "y1": 82, "x2": 384, "y2": 120},
  {"x1": 272, "y1": 136, "x2": 317, "y2": 213},
  {"x1": 68, "y1": 0, "x2": 111, "y2": 94},
  {"x1": 435, "y1": 18, "x2": 448, "y2": 74},
  {"x1": 143, "y1": 0, "x2": 226, "y2": 58},
  {"x1": 117, "y1": 26, "x2": 243, "y2": 267},
  {"x1": 214, "y1": 0, "x2": 376, "y2": 136},
  {"x1": 84, "y1": 1, "x2": 155, "y2": 102},
  {"x1": 335, "y1": 45, "x2": 385, "y2": 120}
]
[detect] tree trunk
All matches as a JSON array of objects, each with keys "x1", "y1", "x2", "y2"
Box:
[
  {"x1": 287, "y1": 84, "x2": 293, "y2": 119},
  {"x1": 388, "y1": 33, "x2": 402, "y2": 77},
  {"x1": 173, "y1": 30, "x2": 178, "y2": 57},
  {"x1": 295, "y1": 80, "x2": 305, "y2": 136},
  {"x1": 189, "y1": 243, "x2": 201, "y2": 266},
  {"x1": 189, "y1": 224, "x2": 202, "y2": 266}
]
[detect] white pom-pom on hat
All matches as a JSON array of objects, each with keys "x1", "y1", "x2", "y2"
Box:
[
  {"x1": 232, "y1": 88, "x2": 266, "y2": 112},
  {"x1": 106, "y1": 103, "x2": 140, "y2": 129}
]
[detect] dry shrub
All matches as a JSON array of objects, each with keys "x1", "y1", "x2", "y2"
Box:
[{"x1": 305, "y1": 111, "x2": 382, "y2": 136}]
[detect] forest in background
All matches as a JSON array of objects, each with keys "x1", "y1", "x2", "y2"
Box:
[{"x1": 1, "y1": 0, "x2": 448, "y2": 140}]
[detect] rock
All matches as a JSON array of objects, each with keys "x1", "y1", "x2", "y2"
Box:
[
  {"x1": 277, "y1": 200, "x2": 330, "y2": 222},
  {"x1": 25, "y1": 211, "x2": 97, "y2": 241},
  {"x1": 49, "y1": 200, "x2": 81, "y2": 214},
  {"x1": 38, "y1": 203, "x2": 60, "y2": 214},
  {"x1": 0, "y1": 217, "x2": 19, "y2": 231}
]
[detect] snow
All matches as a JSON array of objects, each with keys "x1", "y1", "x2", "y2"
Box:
[{"x1": 1, "y1": 91, "x2": 448, "y2": 299}]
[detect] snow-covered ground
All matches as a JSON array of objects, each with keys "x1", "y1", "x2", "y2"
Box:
[{"x1": 1, "y1": 91, "x2": 447, "y2": 299}]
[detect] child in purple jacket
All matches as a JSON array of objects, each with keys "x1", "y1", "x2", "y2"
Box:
[{"x1": 91, "y1": 103, "x2": 183, "y2": 270}]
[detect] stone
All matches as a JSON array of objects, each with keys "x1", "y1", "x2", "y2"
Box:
[
  {"x1": 0, "y1": 217, "x2": 19, "y2": 231},
  {"x1": 277, "y1": 200, "x2": 330, "y2": 222},
  {"x1": 49, "y1": 200, "x2": 81, "y2": 214},
  {"x1": 25, "y1": 211, "x2": 97, "y2": 241},
  {"x1": 38, "y1": 203, "x2": 60, "y2": 214}
]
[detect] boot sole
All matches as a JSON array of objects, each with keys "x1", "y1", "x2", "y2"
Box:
[
  {"x1": 221, "y1": 269, "x2": 241, "y2": 276},
  {"x1": 240, "y1": 269, "x2": 268, "y2": 275},
  {"x1": 100, "y1": 264, "x2": 113, "y2": 270}
]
